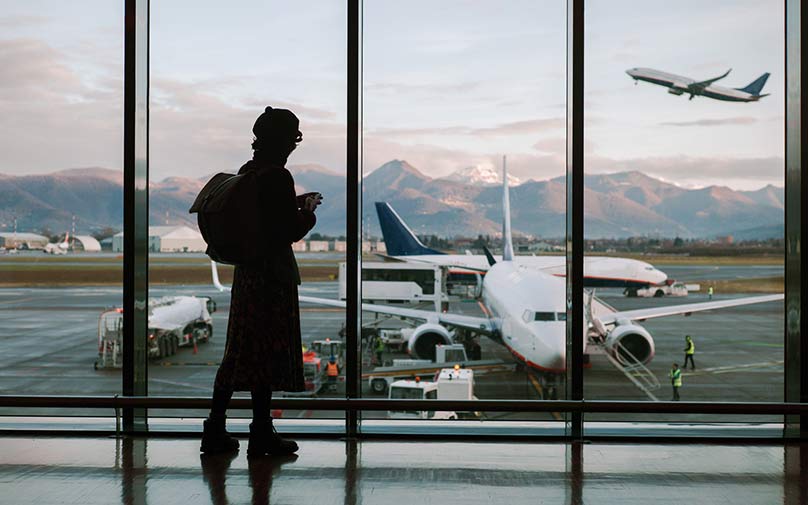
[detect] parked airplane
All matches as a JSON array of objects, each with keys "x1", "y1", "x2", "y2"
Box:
[
  {"x1": 626, "y1": 67, "x2": 770, "y2": 102},
  {"x1": 211, "y1": 161, "x2": 783, "y2": 397},
  {"x1": 43, "y1": 233, "x2": 70, "y2": 255},
  {"x1": 374, "y1": 201, "x2": 668, "y2": 289}
]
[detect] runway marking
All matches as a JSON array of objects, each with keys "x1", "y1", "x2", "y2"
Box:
[
  {"x1": 527, "y1": 373, "x2": 562, "y2": 421},
  {"x1": 151, "y1": 378, "x2": 211, "y2": 392},
  {"x1": 685, "y1": 360, "x2": 784, "y2": 376}
]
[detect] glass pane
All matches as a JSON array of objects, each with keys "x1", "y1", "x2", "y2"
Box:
[
  {"x1": 0, "y1": 1, "x2": 123, "y2": 422},
  {"x1": 583, "y1": 0, "x2": 784, "y2": 431},
  {"x1": 148, "y1": 1, "x2": 346, "y2": 429},
  {"x1": 362, "y1": 0, "x2": 567, "y2": 435}
]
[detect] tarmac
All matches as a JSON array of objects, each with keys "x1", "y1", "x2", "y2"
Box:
[{"x1": 0, "y1": 262, "x2": 784, "y2": 426}]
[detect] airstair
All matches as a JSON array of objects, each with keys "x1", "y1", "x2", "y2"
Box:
[{"x1": 602, "y1": 341, "x2": 661, "y2": 401}]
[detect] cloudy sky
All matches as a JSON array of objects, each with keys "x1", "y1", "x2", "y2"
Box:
[{"x1": 0, "y1": 0, "x2": 785, "y2": 190}]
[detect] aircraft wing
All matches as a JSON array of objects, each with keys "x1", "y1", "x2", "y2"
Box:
[
  {"x1": 298, "y1": 295, "x2": 499, "y2": 335},
  {"x1": 597, "y1": 294, "x2": 782, "y2": 326},
  {"x1": 692, "y1": 68, "x2": 731, "y2": 88}
]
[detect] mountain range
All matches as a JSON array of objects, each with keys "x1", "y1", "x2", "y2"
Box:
[{"x1": 0, "y1": 160, "x2": 784, "y2": 239}]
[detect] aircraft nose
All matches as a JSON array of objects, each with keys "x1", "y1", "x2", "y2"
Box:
[
  {"x1": 626, "y1": 68, "x2": 636, "y2": 77},
  {"x1": 653, "y1": 268, "x2": 668, "y2": 284},
  {"x1": 534, "y1": 324, "x2": 567, "y2": 372}
]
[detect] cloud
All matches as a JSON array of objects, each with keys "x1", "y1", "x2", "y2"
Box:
[
  {"x1": 370, "y1": 117, "x2": 565, "y2": 138},
  {"x1": 659, "y1": 117, "x2": 758, "y2": 127},
  {"x1": 586, "y1": 154, "x2": 783, "y2": 190},
  {"x1": 0, "y1": 15, "x2": 50, "y2": 29}
]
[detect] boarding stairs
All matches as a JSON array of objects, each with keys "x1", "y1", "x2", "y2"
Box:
[{"x1": 602, "y1": 341, "x2": 661, "y2": 401}]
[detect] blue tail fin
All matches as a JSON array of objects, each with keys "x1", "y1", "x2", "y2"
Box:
[
  {"x1": 737, "y1": 73, "x2": 770, "y2": 95},
  {"x1": 374, "y1": 202, "x2": 444, "y2": 256}
]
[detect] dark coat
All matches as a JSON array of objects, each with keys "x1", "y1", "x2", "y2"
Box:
[{"x1": 213, "y1": 160, "x2": 316, "y2": 392}]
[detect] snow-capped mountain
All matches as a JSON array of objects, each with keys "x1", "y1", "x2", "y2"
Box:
[{"x1": 439, "y1": 165, "x2": 521, "y2": 186}]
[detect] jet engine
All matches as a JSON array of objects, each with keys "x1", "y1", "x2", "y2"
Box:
[
  {"x1": 668, "y1": 87, "x2": 685, "y2": 95},
  {"x1": 603, "y1": 320, "x2": 655, "y2": 366},
  {"x1": 407, "y1": 323, "x2": 453, "y2": 361}
]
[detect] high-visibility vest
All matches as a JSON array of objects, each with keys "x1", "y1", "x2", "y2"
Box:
[
  {"x1": 670, "y1": 368, "x2": 682, "y2": 387},
  {"x1": 326, "y1": 361, "x2": 339, "y2": 377},
  {"x1": 686, "y1": 340, "x2": 695, "y2": 355}
]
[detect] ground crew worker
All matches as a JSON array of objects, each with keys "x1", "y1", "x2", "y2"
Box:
[
  {"x1": 683, "y1": 335, "x2": 696, "y2": 370},
  {"x1": 670, "y1": 363, "x2": 682, "y2": 401},
  {"x1": 326, "y1": 356, "x2": 339, "y2": 391},
  {"x1": 374, "y1": 336, "x2": 385, "y2": 366},
  {"x1": 708, "y1": 286, "x2": 714, "y2": 300}
]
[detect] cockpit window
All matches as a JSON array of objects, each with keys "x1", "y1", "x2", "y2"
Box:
[
  {"x1": 556, "y1": 312, "x2": 567, "y2": 321},
  {"x1": 534, "y1": 312, "x2": 556, "y2": 321}
]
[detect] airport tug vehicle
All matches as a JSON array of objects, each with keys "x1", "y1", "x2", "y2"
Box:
[
  {"x1": 387, "y1": 365, "x2": 479, "y2": 420},
  {"x1": 94, "y1": 296, "x2": 215, "y2": 369}
]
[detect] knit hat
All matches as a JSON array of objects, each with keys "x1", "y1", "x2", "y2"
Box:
[{"x1": 253, "y1": 106, "x2": 302, "y2": 144}]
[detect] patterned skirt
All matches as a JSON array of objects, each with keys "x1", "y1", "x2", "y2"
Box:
[{"x1": 213, "y1": 265, "x2": 305, "y2": 392}]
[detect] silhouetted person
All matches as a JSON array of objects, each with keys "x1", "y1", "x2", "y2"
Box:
[{"x1": 201, "y1": 106, "x2": 322, "y2": 456}]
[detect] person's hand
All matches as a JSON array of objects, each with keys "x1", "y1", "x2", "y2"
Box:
[{"x1": 303, "y1": 192, "x2": 323, "y2": 212}]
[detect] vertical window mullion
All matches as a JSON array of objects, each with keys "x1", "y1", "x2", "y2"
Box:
[
  {"x1": 345, "y1": 0, "x2": 362, "y2": 437},
  {"x1": 123, "y1": 0, "x2": 149, "y2": 433},
  {"x1": 566, "y1": 0, "x2": 585, "y2": 439}
]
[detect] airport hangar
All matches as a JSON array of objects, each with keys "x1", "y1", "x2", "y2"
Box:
[{"x1": 111, "y1": 225, "x2": 206, "y2": 253}]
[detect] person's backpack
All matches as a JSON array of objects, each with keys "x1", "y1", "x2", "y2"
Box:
[{"x1": 189, "y1": 171, "x2": 264, "y2": 265}]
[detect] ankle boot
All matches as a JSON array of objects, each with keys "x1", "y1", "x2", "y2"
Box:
[
  {"x1": 200, "y1": 415, "x2": 240, "y2": 454},
  {"x1": 247, "y1": 420, "x2": 299, "y2": 457}
]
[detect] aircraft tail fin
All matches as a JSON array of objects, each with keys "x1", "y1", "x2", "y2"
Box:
[
  {"x1": 374, "y1": 202, "x2": 444, "y2": 256},
  {"x1": 501, "y1": 156, "x2": 514, "y2": 262},
  {"x1": 737, "y1": 72, "x2": 770, "y2": 95}
]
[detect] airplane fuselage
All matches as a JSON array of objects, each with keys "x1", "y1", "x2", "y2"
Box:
[
  {"x1": 481, "y1": 261, "x2": 579, "y2": 373},
  {"x1": 626, "y1": 68, "x2": 763, "y2": 102},
  {"x1": 390, "y1": 254, "x2": 667, "y2": 288}
]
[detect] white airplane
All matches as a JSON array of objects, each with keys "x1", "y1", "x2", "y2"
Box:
[
  {"x1": 43, "y1": 232, "x2": 70, "y2": 255},
  {"x1": 626, "y1": 67, "x2": 770, "y2": 102},
  {"x1": 374, "y1": 201, "x2": 668, "y2": 290},
  {"x1": 211, "y1": 161, "x2": 783, "y2": 396}
]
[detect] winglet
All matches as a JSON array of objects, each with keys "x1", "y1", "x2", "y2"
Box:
[
  {"x1": 501, "y1": 155, "x2": 514, "y2": 262},
  {"x1": 482, "y1": 245, "x2": 497, "y2": 266},
  {"x1": 374, "y1": 202, "x2": 444, "y2": 256}
]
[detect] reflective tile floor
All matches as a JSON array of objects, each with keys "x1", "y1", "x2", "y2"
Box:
[{"x1": 1, "y1": 436, "x2": 808, "y2": 505}]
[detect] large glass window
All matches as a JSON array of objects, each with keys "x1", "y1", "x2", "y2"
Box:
[
  {"x1": 0, "y1": 1, "x2": 123, "y2": 419},
  {"x1": 361, "y1": 0, "x2": 568, "y2": 434},
  {"x1": 583, "y1": 0, "x2": 785, "y2": 431},
  {"x1": 148, "y1": 1, "x2": 346, "y2": 426}
]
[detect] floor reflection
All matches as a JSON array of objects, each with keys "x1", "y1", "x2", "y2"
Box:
[{"x1": 2, "y1": 436, "x2": 808, "y2": 504}]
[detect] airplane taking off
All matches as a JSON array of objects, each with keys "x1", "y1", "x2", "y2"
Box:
[
  {"x1": 374, "y1": 201, "x2": 667, "y2": 289},
  {"x1": 211, "y1": 158, "x2": 783, "y2": 398},
  {"x1": 626, "y1": 67, "x2": 770, "y2": 102}
]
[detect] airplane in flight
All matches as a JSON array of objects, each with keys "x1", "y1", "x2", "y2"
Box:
[
  {"x1": 374, "y1": 199, "x2": 667, "y2": 290},
  {"x1": 211, "y1": 161, "x2": 783, "y2": 398},
  {"x1": 626, "y1": 67, "x2": 770, "y2": 102}
]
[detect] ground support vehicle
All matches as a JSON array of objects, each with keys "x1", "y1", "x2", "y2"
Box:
[
  {"x1": 94, "y1": 296, "x2": 214, "y2": 369},
  {"x1": 386, "y1": 367, "x2": 479, "y2": 420},
  {"x1": 627, "y1": 281, "x2": 700, "y2": 298},
  {"x1": 309, "y1": 338, "x2": 345, "y2": 369},
  {"x1": 302, "y1": 351, "x2": 325, "y2": 395}
]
